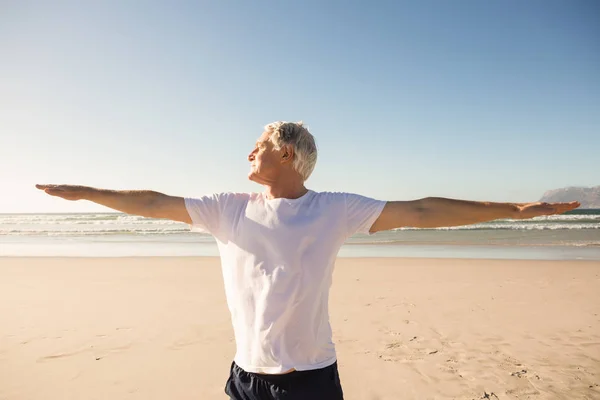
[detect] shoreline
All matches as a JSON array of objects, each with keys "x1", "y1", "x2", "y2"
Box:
[
  {"x1": 1, "y1": 255, "x2": 599, "y2": 263},
  {"x1": 3, "y1": 242, "x2": 600, "y2": 261}
]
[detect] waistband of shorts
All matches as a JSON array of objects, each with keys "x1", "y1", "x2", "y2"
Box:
[{"x1": 232, "y1": 361, "x2": 337, "y2": 384}]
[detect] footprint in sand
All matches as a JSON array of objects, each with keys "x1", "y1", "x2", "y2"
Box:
[
  {"x1": 510, "y1": 369, "x2": 528, "y2": 378},
  {"x1": 38, "y1": 343, "x2": 132, "y2": 362}
]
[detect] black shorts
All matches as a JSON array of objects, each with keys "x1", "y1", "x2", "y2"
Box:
[{"x1": 225, "y1": 361, "x2": 344, "y2": 400}]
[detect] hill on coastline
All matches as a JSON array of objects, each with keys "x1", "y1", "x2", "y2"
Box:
[{"x1": 539, "y1": 186, "x2": 600, "y2": 209}]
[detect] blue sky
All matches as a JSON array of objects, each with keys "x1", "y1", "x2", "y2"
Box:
[{"x1": 1, "y1": 1, "x2": 598, "y2": 213}]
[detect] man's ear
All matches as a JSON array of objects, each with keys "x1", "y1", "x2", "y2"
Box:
[{"x1": 281, "y1": 145, "x2": 294, "y2": 164}]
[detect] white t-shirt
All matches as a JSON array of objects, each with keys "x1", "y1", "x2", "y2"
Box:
[{"x1": 184, "y1": 190, "x2": 386, "y2": 373}]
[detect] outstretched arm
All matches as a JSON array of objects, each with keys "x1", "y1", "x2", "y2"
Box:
[
  {"x1": 369, "y1": 197, "x2": 580, "y2": 232},
  {"x1": 35, "y1": 184, "x2": 191, "y2": 224}
]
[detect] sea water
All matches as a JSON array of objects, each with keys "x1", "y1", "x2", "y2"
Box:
[{"x1": 1, "y1": 210, "x2": 599, "y2": 260}]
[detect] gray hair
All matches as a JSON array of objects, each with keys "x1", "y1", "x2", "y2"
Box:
[{"x1": 265, "y1": 121, "x2": 318, "y2": 181}]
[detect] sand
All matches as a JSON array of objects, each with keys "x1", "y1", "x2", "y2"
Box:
[{"x1": 1, "y1": 257, "x2": 599, "y2": 400}]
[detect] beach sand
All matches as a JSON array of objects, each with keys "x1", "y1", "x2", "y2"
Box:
[{"x1": 1, "y1": 257, "x2": 599, "y2": 399}]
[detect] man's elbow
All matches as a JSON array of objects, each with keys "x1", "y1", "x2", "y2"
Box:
[
  {"x1": 407, "y1": 199, "x2": 434, "y2": 228},
  {"x1": 370, "y1": 200, "x2": 428, "y2": 232}
]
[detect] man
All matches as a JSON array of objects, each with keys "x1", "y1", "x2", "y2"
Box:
[{"x1": 37, "y1": 121, "x2": 579, "y2": 400}]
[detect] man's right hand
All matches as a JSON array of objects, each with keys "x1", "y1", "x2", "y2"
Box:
[
  {"x1": 36, "y1": 184, "x2": 90, "y2": 201},
  {"x1": 35, "y1": 184, "x2": 192, "y2": 224}
]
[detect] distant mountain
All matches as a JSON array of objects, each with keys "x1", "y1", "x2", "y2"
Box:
[{"x1": 539, "y1": 186, "x2": 600, "y2": 209}]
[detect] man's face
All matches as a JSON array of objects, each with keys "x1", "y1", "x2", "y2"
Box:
[{"x1": 247, "y1": 130, "x2": 284, "y2": 184}]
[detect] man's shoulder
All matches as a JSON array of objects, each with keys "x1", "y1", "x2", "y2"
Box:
[
  {"x1": 307, "y1": 190, "x2": 348, "y2": 205},
  {"x1": 186, "y1": 192, "x2": 253, "y2": 205},
  {"x1": 216, "y1": 192, "x2": 255, "y2": 202}
]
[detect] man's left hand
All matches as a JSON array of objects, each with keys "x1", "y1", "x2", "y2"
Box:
[{"x1": 516, "y1": 201, "x2": 580, "y2": 219}]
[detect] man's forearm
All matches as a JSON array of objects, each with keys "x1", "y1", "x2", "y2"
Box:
[
  {"x1": 84, "y1": 187, "x2": 165, "y2": 217},
  {"x1": 415, "y1": 197, "x2": 520, "y2": 228}
]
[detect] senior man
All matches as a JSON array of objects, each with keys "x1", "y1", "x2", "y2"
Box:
[{"x1": 37, "y1": 121, "x2": 579, "y2": 400}]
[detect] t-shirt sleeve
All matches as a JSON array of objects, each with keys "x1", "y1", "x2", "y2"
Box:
[
  {"x1": 344, "y1": 193, "x2": 387, "y2": 236},
  {"x1": 184, "y1": 193, "x2": 227, "y2": 235}
]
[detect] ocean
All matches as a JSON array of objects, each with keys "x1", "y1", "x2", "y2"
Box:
[{"x1": 1, "y1": 209, "x2": 599, "y2": 260}]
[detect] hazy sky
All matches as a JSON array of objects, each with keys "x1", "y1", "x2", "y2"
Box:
[{"x1": 1, "y1": 1, "x2": 598, "y2": 213}]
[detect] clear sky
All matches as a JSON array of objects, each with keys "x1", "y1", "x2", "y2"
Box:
[{"x1": 1, "y1": 1, "x2": 598, "y2": 213}]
